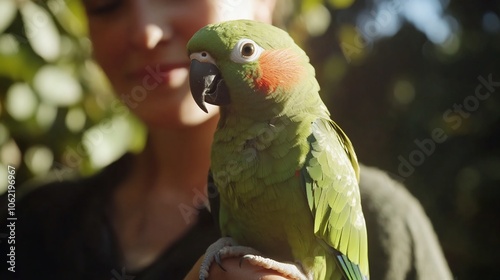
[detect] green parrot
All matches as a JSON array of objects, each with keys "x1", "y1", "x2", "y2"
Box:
[{"x1": 187, "y1": 20, "x2": 369, "y2": 280}]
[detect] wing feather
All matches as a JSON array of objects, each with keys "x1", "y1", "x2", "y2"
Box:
[{"x1": 302, "y1": 118, "x2": 369, "y2": 279}]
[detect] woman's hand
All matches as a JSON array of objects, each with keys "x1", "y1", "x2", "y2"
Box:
[{"x1": 185, "y1": 254, "x2": 291, "y2": 280}]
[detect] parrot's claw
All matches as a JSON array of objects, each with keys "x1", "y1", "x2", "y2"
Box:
[
  {"x1": 199, "y1": 237, "x2": 263, "y2": 280},
  {"x1": 242, "y1": 254, "x2": 311, "y2": 280},
  {"x1": 213, "y1": 252, "x2": 226, "y2": 272},
  {"x1": 199, "y1": 237, "x2": 310, "y2": 280}
]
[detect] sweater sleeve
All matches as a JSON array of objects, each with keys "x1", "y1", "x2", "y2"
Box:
[{"x1": 359, "y1": 165, "x2": 453, "y2": 280}]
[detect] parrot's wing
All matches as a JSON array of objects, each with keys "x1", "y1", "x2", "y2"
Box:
[{"x1": 302, "y1": 118, "x2": 369, "y2": 280}]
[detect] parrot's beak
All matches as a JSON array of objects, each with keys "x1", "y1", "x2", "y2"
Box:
[{"x1": 189, "y1": 59, "x2": 230, "y2": 113}]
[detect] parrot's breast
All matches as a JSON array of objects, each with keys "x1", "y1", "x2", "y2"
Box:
[{"x1": 211, "y1": 114, "x2": 325, "y2": 265}]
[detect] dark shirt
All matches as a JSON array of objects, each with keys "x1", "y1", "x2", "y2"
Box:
[
  {"x1": 0, "y1": 154, "x2": 453, "y2": 279},
  {"x1": 0, "y1": 154, "x2": 219, "y2": 280}
]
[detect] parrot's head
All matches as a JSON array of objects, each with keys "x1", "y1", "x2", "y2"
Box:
[{"x1": 187, "y1": 20, "x2": 319, "y2": 119}]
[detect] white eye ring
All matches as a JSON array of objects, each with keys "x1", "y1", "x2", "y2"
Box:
[{"x1": 230, "y1": 38, "x2": 264, "y2": 63}]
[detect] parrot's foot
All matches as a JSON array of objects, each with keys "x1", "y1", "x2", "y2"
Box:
[
  {"x1": 199, "y1": 237, "x2": 310, "y2": 280},
  {"x1": 242, "y1": 254, "x2": 311, "y2": 280},
  {"x1": 199, "y1": 237, "x2": 261, "y2": 280}
]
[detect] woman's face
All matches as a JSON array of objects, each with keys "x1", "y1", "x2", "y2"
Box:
[{"x1": 84, "y1": 0, "x2": 275, "y2": 128}]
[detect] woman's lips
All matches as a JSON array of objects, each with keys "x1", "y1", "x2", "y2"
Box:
[{"x1": 128, "y1": 62, "x2": 190, "y2": 86}]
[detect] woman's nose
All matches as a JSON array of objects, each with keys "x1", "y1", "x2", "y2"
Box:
[{"x1": 128, "y1": 2, "x2": 172, "y2": 50}]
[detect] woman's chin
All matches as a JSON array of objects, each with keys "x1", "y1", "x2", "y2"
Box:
[{"x1": 123, "y1": 91, "x2": 218, "y2": 129}]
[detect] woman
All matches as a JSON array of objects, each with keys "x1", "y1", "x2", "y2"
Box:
[
  {"x1": 85, "y1": 0, "x2": 287, "y2": 278},
  {"x1": 0, "y1": 0, "x2": 452, "y2": 279}
]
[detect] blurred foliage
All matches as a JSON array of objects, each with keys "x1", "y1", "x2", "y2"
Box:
[
  {"x1": 300, "y1": 0, "x2": 500, "y2": 279},
  {"x1": 0, "y1": 0, "x2": 499, "y2": 279},
  {"x1": 0, "y1": 0, "x2": 146, "y2": 192}
]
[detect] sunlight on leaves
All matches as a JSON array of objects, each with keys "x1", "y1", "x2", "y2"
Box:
[
  {"x1": 48, "y1": 0, "x2": 88, "y2": 37},
  {"x1": 66, "y1": 107, "x2": 86, "y2": 133},
  {"x1": 24, "y1": 145, "x2": 54, "y2": 176},
  {"x1": 20, "y1": 1, "x2": 61, "y2": 61},
  {"x1": 301, "y1": 4, "x2": 331, "y2": 37},
  {"x1": 83, "y1": 115, "x2": 138, "y2": 170},
  {"x1": 0, "y1": 0, "x2": 16, "y2": 34},
  {"x1": 0, "y1": 139, "x2": 21, "y2": 170},
  {"x1": 6, "y1": 83, "x2": 38, "y2": 121},
  {"x1": 33, "y1": 65, "x2": 83, "y2": 106}
]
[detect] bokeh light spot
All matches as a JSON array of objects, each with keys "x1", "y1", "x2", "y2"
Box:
[
  {"x1": 0, "y1": 139, "x2": 22, "y2": 170},
  {"x1": 66, "y1": 107, "x2": 86, "y2": 132},
  {"x1": 20, "y1": 1, "x2": 61, "y2": 61},
  {"x1": 482, "y1": 11, "x2": 500, "y2": 33},
  {"x1": 84, "y1": 116, "x2": 132, "y2": 169},
  {"x1": 393, "y1": 80, "x2": 415, "y2": 105},
  {"x1": 302, "y1": 4, "x2": 331, "y2": 37},
  {"x1": 6, "y1": 83, "x2": 38, "y2": 121},
  {"x1": 33, "y1": 65, "x2": 83, "y2": 106},
  {"x1": 0, "y1": 0, "x2": 16, "y2": 34},
  {"x1": 24, "y1": 145, "x2": 54, "y2": 175}
]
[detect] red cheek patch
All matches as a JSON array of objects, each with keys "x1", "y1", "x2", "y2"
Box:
[{"x1": 254, "y1": 49, "x2": 305, "y2": 94}]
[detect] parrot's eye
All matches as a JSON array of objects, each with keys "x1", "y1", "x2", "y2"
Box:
[
  {"x1": 230, "y1": 38, "x2": 263, "y2": 64},
  {"x1": 241, "y1": 43, "x2": 255, "y2": 57}
]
